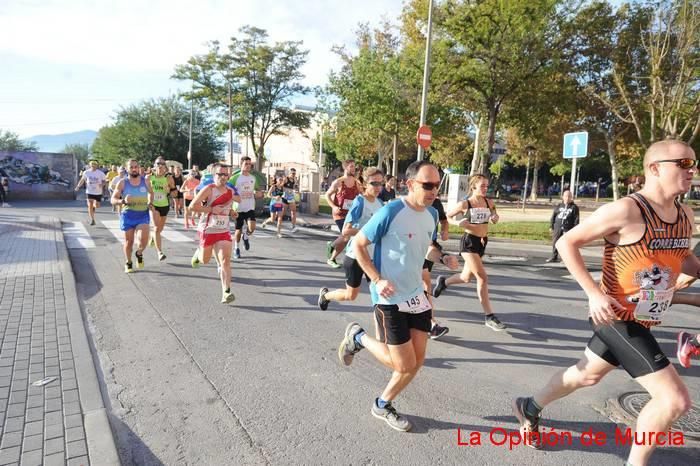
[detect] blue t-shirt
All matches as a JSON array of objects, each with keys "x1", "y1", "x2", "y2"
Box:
[
  {"x1": 359, "y1": 198, "x2": 437, "y2": 305},
  {"x1": 345, "y1": 195, "x2": 384, "y2": 260}
]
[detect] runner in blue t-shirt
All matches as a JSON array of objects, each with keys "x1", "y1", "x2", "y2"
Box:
[
  {"x1": 336, "y1": 161, "x2": 458, "y2": 432},
  {"x1": 318, "y1": 167, "x2": 385, "y2": 310}
]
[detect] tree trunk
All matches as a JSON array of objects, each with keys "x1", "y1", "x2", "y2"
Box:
[
  {"x1": 529, "y1": 154, "x2": 539, "y2": 201},
  {"x1": 607, "y1": 132, "x2": 619, "y2": 201},
  {"x1": 481, "y1": 103, "x2": 498, "y2": 174},
  {"x1": 255, "y1": 145, "x2": 264, "y2": 172},
  {"x1": 470, "y1": 116, "x2": 482, "y2": 176}
]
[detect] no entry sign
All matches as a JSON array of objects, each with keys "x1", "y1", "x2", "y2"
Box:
[{"x1": 416, "y1": 125, "x2": 432, "y2": 150}]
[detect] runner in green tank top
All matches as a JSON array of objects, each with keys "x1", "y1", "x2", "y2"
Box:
[{"x1": 146, "y1": 156, "x2": 177, "y2": 261}]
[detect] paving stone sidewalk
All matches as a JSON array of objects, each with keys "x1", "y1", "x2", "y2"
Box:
[{"x1": 0, "y1": 215, "x2": 119, "y2": 466}]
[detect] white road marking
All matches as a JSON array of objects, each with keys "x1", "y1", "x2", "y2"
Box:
[{"x1": 63, "y1": 222, "x2": 96, "y2": 249}]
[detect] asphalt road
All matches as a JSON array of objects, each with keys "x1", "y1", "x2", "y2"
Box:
[{"x1": 4, "y1": 200, "x2": 700, "y2": 465}]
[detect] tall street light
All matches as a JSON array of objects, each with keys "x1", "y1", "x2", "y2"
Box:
[{"x1": 417, "y1": 0, "x2": 434, "y2": 161}]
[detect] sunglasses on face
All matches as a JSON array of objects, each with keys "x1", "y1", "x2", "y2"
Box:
[
  {"x1": 654, "y1": 158, "x2": 698, "y2": 169},
  {"x1": 369, "y1": 181, "x2": 383, "y2": 187},
  {"x1": 156, "y1": 162, "x2": 166, "y2": 166},
  {"x1": 414, "y1": 181, "x2": 440, "y2": 191},
  {"x1": 215, "y1": 173, "x2": 229, "y2": 177}
]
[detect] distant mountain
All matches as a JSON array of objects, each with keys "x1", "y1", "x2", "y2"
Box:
[{"x1": 24, "y1": 130, "x2": 98, "y2": 153}]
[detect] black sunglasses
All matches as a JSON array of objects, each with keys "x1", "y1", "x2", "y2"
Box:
[
  {"x1": 156, "y1": 162, "x2": 166, "y2": 166},
  {"x1": 369, "y1": 181, "x2": 383, "y2": 187},
  {"x1": 215, "y1": 173, "x2": 229, "y2": 177},
  {"x1": 653, "y1": 158, "x2": 698, "y2": 169},
  {"x1": 414, "y1": 181, "x2": 440, "y2": 191}
]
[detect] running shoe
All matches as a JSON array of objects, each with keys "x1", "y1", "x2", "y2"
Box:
[
  {"x1": 337, "y1": 322, "x2": 364, "y2": 366},
  {"x1": 260, "y1": 222, "x2": 267, "y2": 230},
  {"x1": 430, "y1": 324, "x2": 449, "y2": 340},
  {"x1": 124, "y1": 262, "x2": 134, "y2": 274},
  {"x1": 158, "y1": 252, "x2": 167, "y2": 262},
  {"x1": 234, "y1": 248, "x2": 241, "y2": 259},
  {"x1": 432, "y1": 276, "x2": 447, "y2": 298},
  {"x1": 135, "y1": 251, "x2": 144, "y2": 269},
  {"x1": 290, "y1": 225, "x2": 298, "y2": 233},
  {"x1": 326, "y1": 241, "x2": 334, "y2": 260},
  {"x1": 485, "y1": 315, "x2": 506, "y2": 332},
  {"x1": 327, "y1": 259, "x2": 341, "y2": 269},
  {"x1": 243, "y1": 230, "x2": 250, "y2": 250},
  {"x1": 191, "y1": 252, "x2": 200, "y2": 268},
  {"x1": 277, "y1": 233, "x2": 283, "y2": 238},
  {"x1": 90, "y1": 218, "x2": 96, "y2": 226},
  {"x1": 371, "y1": 399, "x2": 412, "y2": 432},
  {"x1": 318, "y1": 287, "x2": 330, "y2": 311},
  {"x1": 149, "y1": 236, "x2": 155, "y2": 247},
  {"x1": 221, "y1": 289, "x2": 235, "y2": 304},
  {"x1": 677, "y1": 331, "x2": 700, "y2": 368},
  {"x1": 512, "y1": 397, "x2": 542, "y2": 449}
]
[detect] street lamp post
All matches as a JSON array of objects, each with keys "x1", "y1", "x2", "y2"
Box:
[{"x1": 416, "y1": 0, "x2": 434, "y2": 161}]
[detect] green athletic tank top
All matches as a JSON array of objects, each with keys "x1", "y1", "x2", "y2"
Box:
[{"x1": 150, "y1": 175, "x2": 170, "y2": 207}]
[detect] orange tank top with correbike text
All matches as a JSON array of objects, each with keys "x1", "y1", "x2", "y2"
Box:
[{"x1": 600, "y1": 193, "x2": 692, "y2": 328}]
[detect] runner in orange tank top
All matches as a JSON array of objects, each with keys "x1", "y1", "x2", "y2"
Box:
[{"x1": 512, "y1": 140, "x2": 700, "y2": 466}]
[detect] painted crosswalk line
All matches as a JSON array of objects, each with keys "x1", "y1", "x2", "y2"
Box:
[{"x1": 63, "y1": 222, "x2": 96, "y2": 249}]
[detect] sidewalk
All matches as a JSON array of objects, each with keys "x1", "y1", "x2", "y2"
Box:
[{"x1": 0, "y1": 214, "x2": 119, "y2": 466}]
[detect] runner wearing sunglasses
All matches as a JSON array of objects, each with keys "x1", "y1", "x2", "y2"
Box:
[
  {"x1": 433, "y1": 174, "x2": 506, "y2": 332},
  {"x1": 189, "y1": 163, "x2": 240, "y2": 304},
  {"x1": 513, "y1": 140, "x2": 698, "y2": 465},
  {"x1": 319, "y1": 167, "x2": 384, "y2": 310},
  {"x1": 337, "y1": 161, "x2": 458, "y2": 432}
]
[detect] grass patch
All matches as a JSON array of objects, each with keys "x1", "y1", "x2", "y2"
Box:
[{"x1": 449, "y1": 221, "x2": 551, "y2": 242}]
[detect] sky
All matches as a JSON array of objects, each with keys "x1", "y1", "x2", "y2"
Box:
[{"x1": 0, "y1": 0, "x2": 405, "y2": 138}]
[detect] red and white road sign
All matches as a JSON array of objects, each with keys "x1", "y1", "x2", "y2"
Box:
[{"x1": 416, "y1": 125, "x2": 432, "y2": 150}]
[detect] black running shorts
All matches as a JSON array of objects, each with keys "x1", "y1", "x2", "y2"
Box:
[
  {"x1": 343, "y1": 256, "x2": 366, "y2": 288},
  {"x1": 374, "y1": 303, "x2": 432, "y2": 346},
  {"x1": 153, "y1": 205, "x2": 169, "y2": 217},
  {"x1": 235, "y1": 210, "x2": 256, "y2": 230},
  {"x1": 460, "y1": 233, "x2": 488, "y2": 256},
  {"x1": 587, "y1": 319, "x2": 670, "y2": 378},
  {"x1": 87, "y1": 194, "x2": 102, "y2": 202},
  {"x1": 423, "y1": 259, "x2": 434, "y2": 272}
]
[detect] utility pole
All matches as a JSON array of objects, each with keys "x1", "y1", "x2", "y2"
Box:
[
  {"x1": 228, "y1": 83, "x2": 233, "y2": 166},
  {"x1": 416, "y1": 0, "x2": 434, "y2": 161},
  {"x1": 187, "y1": 82, "x2": 193, "y2": 170}
]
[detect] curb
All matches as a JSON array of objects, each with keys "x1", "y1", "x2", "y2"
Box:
[{"x1": 53, "y1": 216, "x2": 121, "y2": 466}]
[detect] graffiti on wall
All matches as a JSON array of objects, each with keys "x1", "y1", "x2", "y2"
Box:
[{"x1": 0, "y1": 151, "x2": 76, "y2": 199}]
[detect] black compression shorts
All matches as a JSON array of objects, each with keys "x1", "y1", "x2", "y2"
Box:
[{"x1": 587, "y1": 319, "x2": 670, "y2": 378}]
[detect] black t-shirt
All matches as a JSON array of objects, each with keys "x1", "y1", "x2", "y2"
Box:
[
  {"x1": 379, "y1": 187, "x2": 396, "y2": 203},
  {"x1": 432, "y1": 198, "x2": 447, "y2": 223}
]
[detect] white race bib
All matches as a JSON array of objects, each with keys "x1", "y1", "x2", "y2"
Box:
[
  {"x1": 154, "y1": 192, "x2": 166, "y2": 202},
  {"x1": 469, "y1": 207, "x2": 491, "y2": 224},
  {"x1": 634, "y1": 289, "x2": 673, "y2": 323},
  {"x1": 211, "y1": 214, "x2": 230, "y2": 229},
  {"x1": 342, "y1": 199, "x2": 353, "y2": 210},
  {"x1": 397, "y1": 292, "x2": 432, "y2": 314}
]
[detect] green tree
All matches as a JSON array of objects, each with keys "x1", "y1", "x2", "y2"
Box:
[
  {"x1": 173, "y1": 26, "x2": 312, "y2": 171},
  {"x1": 0, "y1": 129, "x2": 38, "y2": 152},
  {"x1": 436, "y1": 0, "x2": 577, "y2": 173},
  {"x1": 328, "y1": 22, "x2": 419, "y2": 175},
  {"x1": 91, "y1": 96, "x2": 223, "y2": 167},
  {"x1": 61, "y1": 143, "x2": 91, "y2": 166}
]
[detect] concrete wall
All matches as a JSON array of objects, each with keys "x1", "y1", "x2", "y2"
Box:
[{"x1": 0, "y1": 151, "x2": 77, "y2": 200}]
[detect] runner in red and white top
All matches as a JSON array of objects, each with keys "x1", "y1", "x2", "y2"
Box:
[
  {"x1": 325, "y1": 159, "x2": 362, "y2": 268},
  {"x1": 189, "y1": 163, "x2": 241, "y2": 304}
]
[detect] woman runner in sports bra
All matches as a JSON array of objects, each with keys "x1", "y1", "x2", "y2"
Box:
[
  {"x1": 432, "y1": 174, "x2": 506, "y2": 331},
  {"x1": 189, "y1": 163, "x2": 241, "y2": 304}
]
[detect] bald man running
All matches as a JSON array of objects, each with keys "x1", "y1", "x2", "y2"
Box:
[{"x1": 513, "y1": 140, "x2": 699, "y2": 466}]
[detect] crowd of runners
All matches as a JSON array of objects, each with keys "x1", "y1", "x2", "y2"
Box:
[{"x1": 74, "y1": 140, "x2": 700, "y2": 466}]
